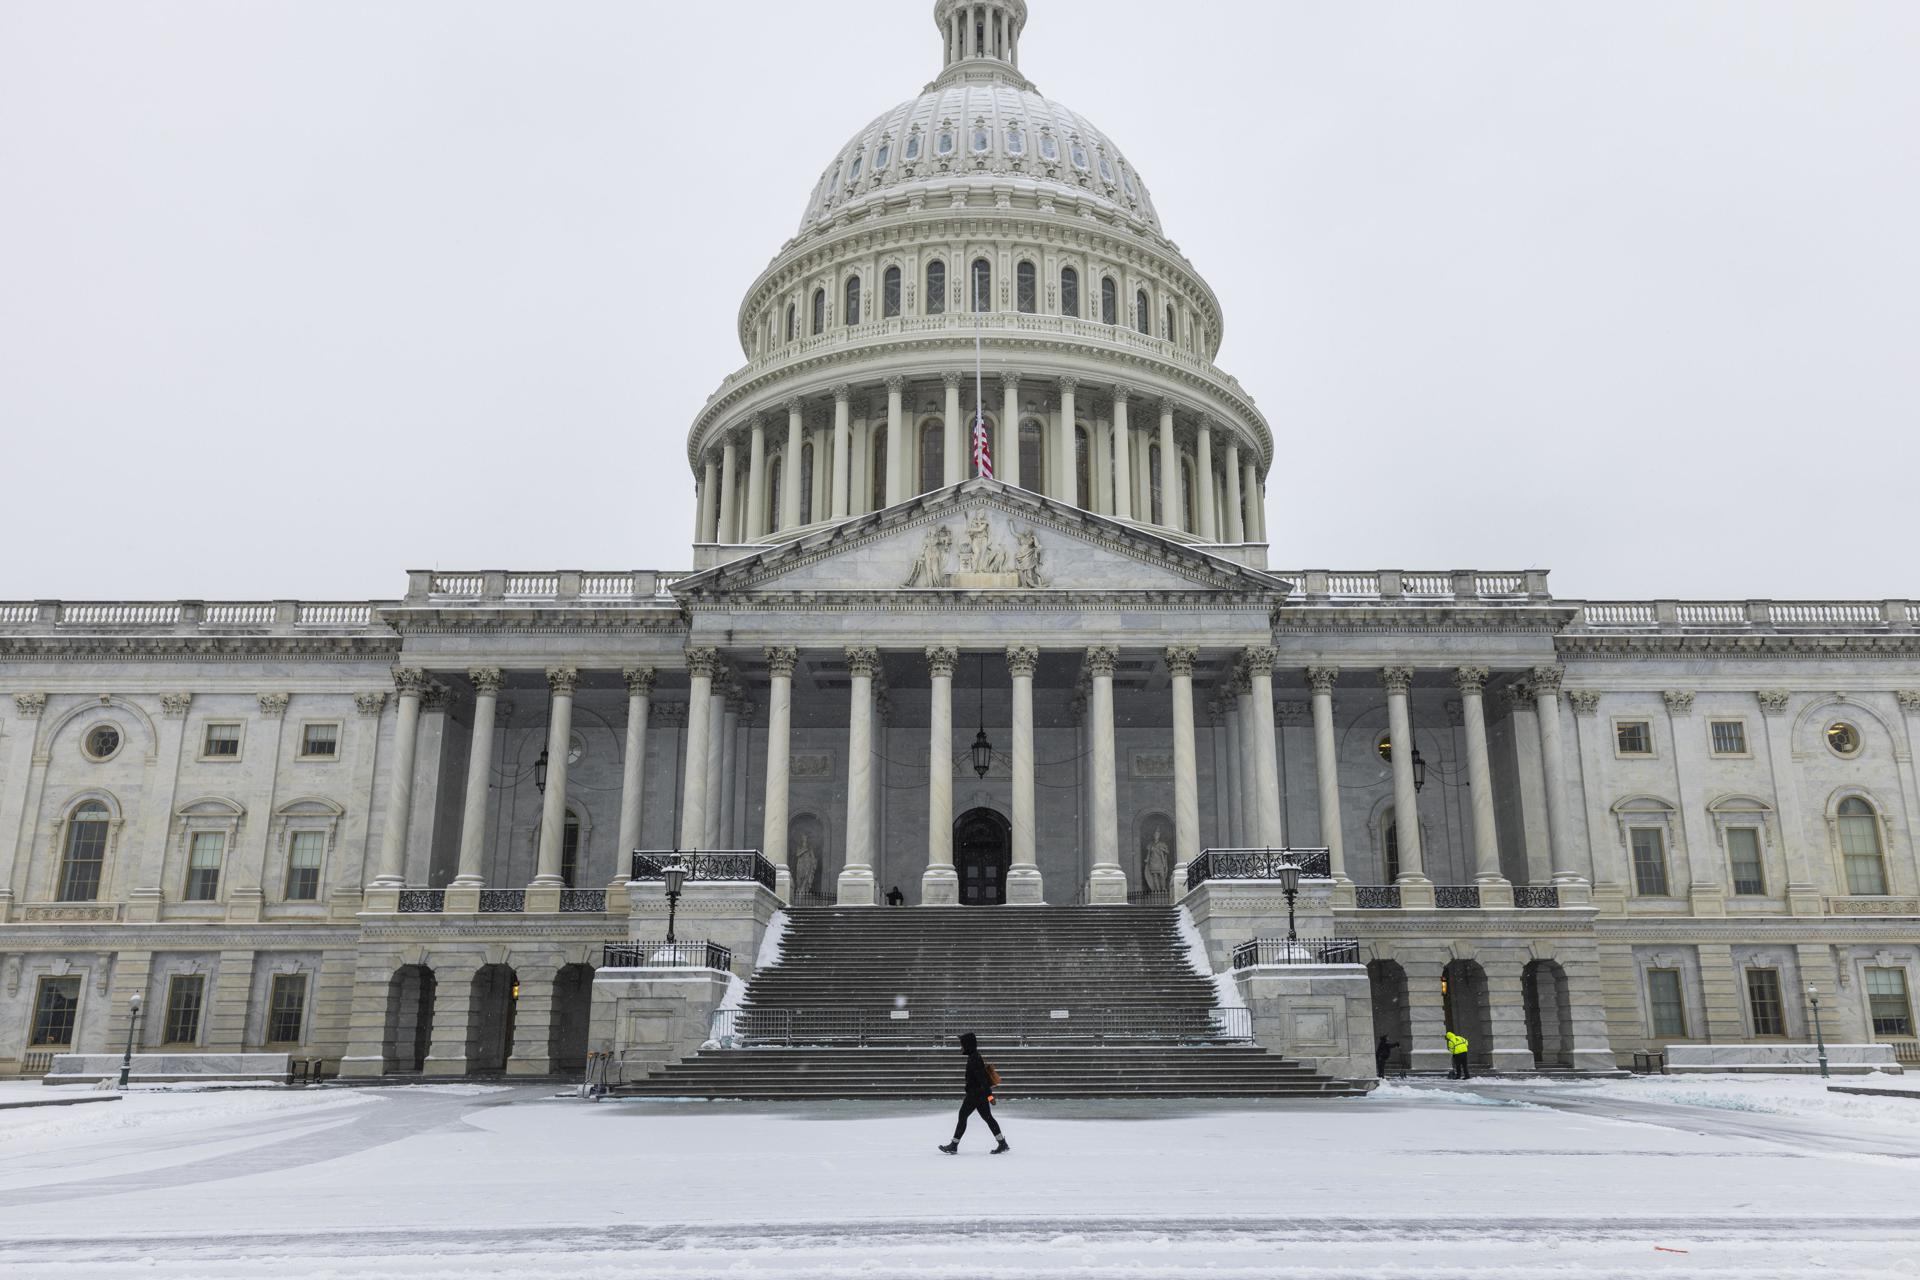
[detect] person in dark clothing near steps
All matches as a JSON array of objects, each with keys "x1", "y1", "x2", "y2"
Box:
[
  {"x1": 1374, "y1": 1033, "x2": 1400, "y2": 1078},
  {"x1": 939, "y1": 1031, "x2": 1009, "y2": 1155}
]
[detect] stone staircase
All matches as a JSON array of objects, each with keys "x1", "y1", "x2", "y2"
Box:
[{"x1": 615, "y1": 906, "x2": 1368, "y2": 1099}]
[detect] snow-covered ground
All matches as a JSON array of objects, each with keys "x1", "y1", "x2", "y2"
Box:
[{"x1": 2, "y1": 1075, "x2": 1918, "y2": 1278}]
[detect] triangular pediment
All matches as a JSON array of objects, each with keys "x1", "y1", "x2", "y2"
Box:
[{"x1": 676, "y1": 480, "x2": 1290, "y2": 600}]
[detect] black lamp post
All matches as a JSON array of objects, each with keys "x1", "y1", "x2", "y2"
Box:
[
  {"x1": 117, "y1": 992, "x2": 144, "y2": 1089},
  {"x1": 663, "y1": 856, "x2": 688, "y2": 945},
  {"x1": 1412, "y1": 746, "x2": 1427, "y2": 794},
  {"x1": 1807, "y1": 983, "x2": 1830, "y2": 1079},
  {"x1": 1276, "y1": 859, "x2": 1302, "y2": 943},
  {"x1": 971, "y1": 653, "x2": 993, "y2": 778}
]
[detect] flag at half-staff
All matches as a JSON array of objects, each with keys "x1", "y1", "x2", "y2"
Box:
[{"x1": 972, "y1": 411, "x2": 993, "y2": 480}]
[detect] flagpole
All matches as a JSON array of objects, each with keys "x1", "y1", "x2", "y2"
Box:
[{"x1": 973, "y1": 269, "x2": 985, "y2": 478}]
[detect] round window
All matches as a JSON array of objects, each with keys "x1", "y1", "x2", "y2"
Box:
[
  {"x1": 84, "y1": 724, "x2": 122, "y2": 761},
  {"x1": 1376, "y1": 733, "x2": 1394, "y2": 763},
  {"x1": 1826, "y1": 721, "x2": 1862, "y2": 757}
]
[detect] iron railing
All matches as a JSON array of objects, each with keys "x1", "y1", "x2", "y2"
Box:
[
  {"x1": 397, "y1": 889, "x2": 444, "y2": 914},
  {"x1": 707, "y1": 1005, "x2": 1253, "y2": 1048},
  {"x1": 559, "y1": 889, "x2": 607, "y2": 913},
  {"x1": 1185, "y1": 847, "x2": 1332, "y2": 890},
  {"x1": 1435, "y1": 885, "x2": 1482, "y2": 910},
  {"x1": 601, "y1": 940, "x2": 734, "y2": 971},
  {"x1": 1514, "y1": 886, "x2": 1561, "y2": 909},
  {"x1": 479, "y1": 889, "x2": 525, "y2": 913},
  {"x1": 1354, "y1": 884, "x2": 1402, "y2": 909},
  {"x1": 1231, "y1": 937, "x2": 1363, "y2": 969},
  {"x1": 631, "y1": 849, "x2": 777, "y2": 891}
]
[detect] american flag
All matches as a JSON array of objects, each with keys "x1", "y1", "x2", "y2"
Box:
[{"x1": 972, "y1": 411, "x2": 993, "y2": 480}]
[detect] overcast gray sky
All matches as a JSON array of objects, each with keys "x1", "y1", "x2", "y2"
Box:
[{"x1": 2, "y1": 1, "x2": 1916, "y2": 603}]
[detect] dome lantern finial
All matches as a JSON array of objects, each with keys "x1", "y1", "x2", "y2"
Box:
[{"x1": 934, "y1": 0, "x2": 1027, "y2": 74}]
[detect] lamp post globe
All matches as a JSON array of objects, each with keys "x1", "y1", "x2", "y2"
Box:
[{"x1": 117, "y1": 992, "x2": 144, "y2": 1089}]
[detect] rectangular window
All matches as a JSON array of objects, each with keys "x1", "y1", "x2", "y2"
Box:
[
  {"x1": 298, "y1": 722, "x2": 339, "y2": 759},
  {"x1": 1866, "y1": 967, "x2": 1914, "y2": 1038},
  {"x1": 162, "y1": 974, "x2": 205, "y2": 1044},
  {"x1": 1648, "y1": 968, "x2": 1687, "y2": 1038},
  {"x1": 267, "y1": 974, "x2": 307, "y2": 1044},
  {"x1": 185, "y1": 831, "x2": 225, "y2": 901},
  {"x1": 1709, "y1": 719, "x2": 1748, "y2": 755},
  {"x1": 1630, "y1": 827, "x2": 1669, "y2": 896},
  {"x1": 1726, "y1": 827, "x2": 1765, "y2": 895},
  {"x1": 201, "y1": 722, "x2": 241, "y2": 758},
  {"x1": 1745, "y1": 968, "x2": 1785, "y2": 1036},
  {"x1": 1615, "y1": 720, "x2": 1653, "y2": 756},
  {"x1": 30, "y1": 976, "x2": 82, "y2": 1046},
  {"x1": 286, "y1": 831, "x2": 324, "y2": 901}
]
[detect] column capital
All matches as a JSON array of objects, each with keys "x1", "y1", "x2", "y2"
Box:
[
  {"x1": 1566, "y1": 689, "x2": 1601, "y2": 716},
  {"x1": 1111, "y1": 381, "x2": 1132, "y2": 404},
  {"x1": 1530, "y1": 664, "x2": 1566, "y2": 695},
  {"x1": 622, "y1": 666, "x2": 657, "y2": 696},
  {"x1": 1662, "y1": 689, "x2": 1694, "y2": 716},
  {"x1": 941, "y1": 370, "x2": 964, "y2": 389},
  {"x1": 258, "y1": 692, "x2": 291, "y2": 719},
  {"x1": 748, "y1": 413, "x2": 767, "y2": 434},
  {"x1": 469, "y1": 667, "x2": 505, "y2": 695},
  {"x1": 1156, "y1": 397, "x2": 1183, "y2": 419},
  {"x1": 651, "y1": 702, "x2": 688, "y2": 728},
  {"x1": 925, "y1": 645, "x2": 958, "y2": 677},
  {"x1": 1379, "y1": 666, "x2": 1415, "y2": 696},
  {"x1": 159, "y1": 692, "x2": 192, "y2": 719},
  {"x1": 999, "y1": 371, "x2": 1022, "y2": 391},
  {"x1": 1058, "y1": 374, "x2": 1079, "y2": 395},
  {"x1": 831, "y1": 382, "x2": 853, "y2": 403},
  {"x1": 1897, "y1": 690, "x2": 1920, "y2": 713},
  {"x1": 546, "y1": 667, "x2": 579, "y2": 696},
  {"x1": 784, "y1": 396, "x2": 805, "y2": 415},
  {"x1": 1164, "y1": 645, "x2": 1197, "y2": 677},
  {"x1": 391, "y1": 667, "x2": 427, "y2": 697},
  {"x1": 11, "y1": 691, "x2": 47, "y2": 719},
  {"x1": 1758, "y1": 689, "x2": 1792, "y2": 715},
  {"x1": 353, "y1": 691, "x2": 388, "y2": 717},
  {"x1": 1086, "y1": 645, "x2": 1118, "y2": 678},
  {"x1": 886, "y1": 374, "x2": 909, "y2": 392},
  {"x1": 1305, "y1": 666, "x2": 1340, "y2": 695},
  {"x1": 1198, "y1": 414, "x2": 1220, "y2": 435},
  {"x1": 1451, "y1": 665, "x2": 1490, "y2": 694},
  {"x1": 1005, "y1": 644, "x2": 1039, "y2": 677},
  {"x1": 764, "y1": 646, "x2": 798, "y2": 678},
  {"x1": 1240, "y1": 645, "x2": 1277, "y2": 677},
  {"x1": 420, "y1": 685, "x2": 451, "y2": 713},
  {"x1": 686, "y1": 646, "x2": 722, "y2": 679},
  {"x1": 845, "y1": 646, "x2": 881, "y2": 678}
]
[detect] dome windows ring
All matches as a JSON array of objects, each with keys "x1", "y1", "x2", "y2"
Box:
[
  {"x1": 1060, "y1": 267, "x2": 1079, "y2": 318},
  {"x1": 1039, "y1": 132, "x2": 1059, "y2": 162},
  {"x1": 849, "y1": 151, "x2": 863, "y2": 182},
  {"x1": 925, "y1": 260, "x2": 946, "y2": 315},
  {"x1": 1006, "y1": 124, "x2": 1025, "y2": 155},
  {"x1": 936, "y1": 128, "x2": 955, "y2": 157},
  {"x1": 1016, "y1": 260, "x2": 1037, "y2": 314},
  {"x1": 971, "y1": 125, "x2": 990, "y2": 154},
  {"x1": 1070, "y1": 141, "x2": 1088, "y2": 171},
  {"x1": 905, "y1": 130, "x2": 922, "y2": 162},
  {"x1": 970, "y1": 258, "x2": 992, "y2": 312},
  {"x1": 883, "y1": 266, "x2": 902, "y2": 319},
  {"x1": 875, "y1": 139, "x2": 891, "y2": 170}
]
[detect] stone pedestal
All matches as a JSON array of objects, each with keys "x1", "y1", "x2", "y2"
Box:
[
  {"x1": 1184, "y1": 880, "x2": 1337, "y2": 972},
  {"x1": 626, "y1": 880, "x2": 780, "y2": 978},
  {"x1": 590, "y1": 968, "x2": 733, "y2": 1085},
  {"x1": 1234, "y1": 963, "x2": 1375, "y2": 1083}
]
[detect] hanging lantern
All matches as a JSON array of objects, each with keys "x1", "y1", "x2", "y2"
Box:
[
  {"x1": 534, "y1": 747, "x2": 549, "y2": 794},
  {"x1": 971, "y1": 726, "x2": 993, "y2": 778},
  {"x1": 1412, "y1": 746, "x2": 1427, "y2": 793}
]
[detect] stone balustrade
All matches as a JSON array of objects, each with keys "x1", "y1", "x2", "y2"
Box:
[
  {"x1": 1275, "y1": 570, "x2": 1551, "y2": 604},
  {"x1": 403, "y1": 570, "x2": 689, "y2": 606},
  {"x1": 0, "y1": 600, "x2": 392, "y2": 634},
  {"x1": 1573, "y1": 599, "x2": 1915, "y2": 634}
]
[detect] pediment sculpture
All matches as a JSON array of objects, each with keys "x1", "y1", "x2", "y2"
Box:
[{"x1": 904, "y1": 512, "x2": 1044, "y2": 589}]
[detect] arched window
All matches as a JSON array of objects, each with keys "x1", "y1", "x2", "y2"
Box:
[
  {"x1": 1135, "y1": 289, "x2": 1151, "y2": 334},
  {"x1": 560, "y1": 810, "x2": 582, "y2": 888},
  {"x1": 970, "y1": 257, "x2": 992, "y2": 312},
  {"x1": 1838, "y1": 797, "x2": 1888, "y2": 895},
  {"x1": 1180, "y1": 455, "x2": 1197, "y2": 532},
  {"x1": 1060, "y1": 266, "x2": 1079, "y2": 317},
  {"x1": 1101, "y1": 276, "x2": 1118, "y2": 325},
  {"x1": 883, "y1": 266, "x2": 902, "y2": 318},
  {"x1": 57, "y1": 801, "x2": 109, "y2": 901},
  {"x1": 870, "y1": 425, "x2": 889, "y2": 512},
  {"x1": 1016, "y1": 260, "x2": 1037, "y2": 313},
  {"x1": 1148, "y1": 441, "x2": 1164, "y2": 524},
  {"x1": 1385, "y1": 823, "x2": 1401, "y2": 883},
  {"x1": 799, "y1": 442, "x2": 815, "y2": 524},
  {"x1": 810, "y1": 288, "x2": 826, "y2": 335},
  {"x1": 920, "y1": 418, "x2": 945, "y2": 492},
  {"x1": 1164, "y1": 303, "x2": 1175, "y2": 340},
  {"x1": 785, "y1": 303, "x2": 796, "y2": 343},
  {"x1": 1019, "y1": 418, "x2": 1046, "y2": 494},
  {"x1": 765, "y1": 456, "x2": 783, "y2": 532},
  {"x1": 1074, "y1": 426, "x2": 1091, "y2": 508},
  {"x1": 844, "y1": 275, "x2": 861, "y2": 326},
  {"x1": 925, "y1": 260, "x2": 946, "y2": 315}
]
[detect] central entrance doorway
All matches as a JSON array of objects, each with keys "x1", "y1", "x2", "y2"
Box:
[{"x1": 954, "y1": 807, "x2": 1012, "y2": 905}]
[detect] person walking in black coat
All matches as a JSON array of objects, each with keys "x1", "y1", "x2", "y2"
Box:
[
  {"x1": 939, "y1": 1031, "x2": 1009, "y2": 1155},
  {"x1": 1374, "y1": 1033, "x2": 1400, "y2": 1078}
]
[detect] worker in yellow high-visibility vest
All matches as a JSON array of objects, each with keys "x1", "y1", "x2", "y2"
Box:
[{"x1": 1446, "y1": 1029, "x2": 1471, "y2": 1079}]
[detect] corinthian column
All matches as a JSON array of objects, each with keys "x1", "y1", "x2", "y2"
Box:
[
  {"x1": 1531, "y1": 665, "x2": 1584, "y2": 885},
  {"x1": 1381, "y1": 666, "x2": 1431, "y2": 902},
  {"x1": 1195, "y1": 418, "x2": 1217, "y2": 540},
  {"x1": 838, "y1": 646, "x2": 879, "y2": 905},
  {"x1": 1167, "y1": 646, "x2": 1199, "y2": 893},
  {"x1": 1005, "y1": 644, "x2": 1043, "y2": 903},
  {"x1": 781, "y1": 400, "x2": 804, "y2": 530},
  {"x1": 452, "y1": 668, "x2": 503, "y2": 888},
  {"x1": 924, "y1": 646, "x2": 960, "y2": 905},
  {"x1": 1110, "y1": 385, "x2": 1134, "y2": 519},
  {"x1": 1243, "y1": 647, "x2": 1284, "y2": 847},
  {"x1": 1223, "y1": 440, "x2": 1244, "y2": 542},
  {"x1": 1158, "y1": 401, "x2": 1183, "y2": 530},
  {"x1": 717, "y1": 435, "x2": 740, "y2": 543},
  {"x1": 372, "y1": 668, "x2": 426, "y2": 887},
  {"x1": 831, "y1": 385, "x2": 852, "y2": 519},
  {"x1": 1087, "y1": 646, "x2": 1126, "y2": 903},
  {"x1": 745, "y1": 416, "x2": 768, "y2": 540},
  {"x1": 1454, "y1": 666, "x2": 1506, "y2": 890},
  {"x1": 531, "y1": 667, "x2": 578, "y2": 886},
  {"x1": 616, "y1": 667, "x2": 654, "y2": 867},
  {"x1": 1306, "y1": 666, "x2": 1346, "y2": 882},
  {"x1": 762, "y1": 647, "x2": 796, "y2": 901},
  {"x1": 1056, "y1": 377, "x2": 1078, "y2": 503},
  {"x1": 885, "y1": 376, "x2": 907, "y2": 507},
  {"x1": 677, "y1": 648, "x2": 717, "y2": 850},
  {"x1": 945, "y1": 373, "x2": 966, "y2": 485},
  {"x1": 999, "y1": 373, "x2": 1021, "y2": 487}
]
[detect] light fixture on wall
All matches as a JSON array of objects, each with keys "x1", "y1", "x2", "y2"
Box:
[
  {"x1": 1412, "y1": 746, "x2": 1427, "y2": 794},
  {"x1": 971, "y1": 652, "x2": 993, "y2": 778},
  {"x1": 534, "y1": 679, "x2": 552, "y2": 794}
]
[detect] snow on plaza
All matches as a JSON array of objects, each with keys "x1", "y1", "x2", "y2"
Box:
[{"x1": 2, "y1": 1076, "x2": 1919, "y2": 1278}]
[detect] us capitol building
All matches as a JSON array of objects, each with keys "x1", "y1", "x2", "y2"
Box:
[{"x1": 3, "y1": 1, "x2": 1917, "y2": 1084}]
